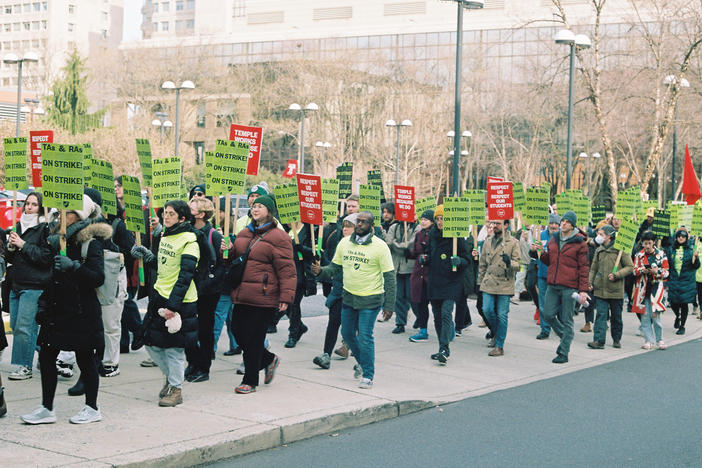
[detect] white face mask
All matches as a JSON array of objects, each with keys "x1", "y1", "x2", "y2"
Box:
[{"x1": 595, "y1": 234, "x2": 605, "y2": 245}]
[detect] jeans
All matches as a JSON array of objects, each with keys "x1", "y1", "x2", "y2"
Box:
[
  {"x1": 212, "y1": 294, "x2": 237, "y2": 353},
  {"x1": 146, "y1": 346, "x2": 185, "y2": 388},
  {"x1": 482, "y1": 293, "x2": 510, "y2": 348},
  {"x1": 323, "y1": 300, "x2": 342, "y2": 355},
  {"x1": 430, "y1": 300, "x2": 455, "y2": 352},
  {"x1": 594, "y1": 297, "x2": 623, "y2": 344},
  {"x1": 341, "y1": 304, "x2": 380, "y2": 380},
  {"x1": 537, "y1": 277, "x2": 551, "y2": 334},
  {"x1": 394, "y1": 274, "x2": 411, "y2": 326},
  {"x1": 9, "y1": 289, "x2": 42, "y2": 368},
  {"x1": 282, "y1": 283, "x2": 305, "y2": 339},
  {"x1": 640, "y1": 298, "x2": 663, "y2": 343},
  {"x1": 542, "y1": 284, "x2": 576, "y2": 357},
  {"x1": 120, "y1": 286, "x2": 142, "y2": 350},
  {"x1": 232, "y1": 305, "x2": 276, "y2": 387}
]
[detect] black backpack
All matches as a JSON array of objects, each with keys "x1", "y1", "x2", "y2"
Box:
[{"x1": 193, "y1": 227, "x2": 219, "y2": 296}]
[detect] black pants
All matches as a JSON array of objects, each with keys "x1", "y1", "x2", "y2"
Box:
[
  {"x1": 696, "y1": 282, "x2": 702, "y2": 309},
  {"x1": 40, "y1": 345, "x2": 98, "y2": 410},
  {"x1": 411, "y1": 300, "x2": 430, "y2": 329},
  {"x1": 454, "y1": 290, "x2": 472, "y2": 330},
  {"x1": 232, "y1": 304, "x2": 275, "y2": 387},
  {"x1": 185, "y1": 294, "x2": 219, "y2": 373},
  {"x1": 323, "y1": 300, "x2": 342, "y2": 355},
  {"x1": 120, "y1": 286, "x2": 142, "y2": 350},
  {"x1": 281, "y1": 283, "x2": 305, "y2": 339},
  {"x1": 671, "y1": 302, "x2": 689, "y2": 328}
]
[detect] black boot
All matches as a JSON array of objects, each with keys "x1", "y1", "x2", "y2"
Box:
[
  {"x1": 0, "y1": 374, "x2": 7, "y2": 418},
  {"x1": 68, "y1": 375, "x2": 85, "y2": 396}
]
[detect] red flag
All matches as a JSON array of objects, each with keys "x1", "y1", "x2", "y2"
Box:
[
  {"x1": 282, "y1": 159, "x2": 297, "y2": 178},
  {"x1": 682, "y1": 145, "x2": 700, "y2": 205}
]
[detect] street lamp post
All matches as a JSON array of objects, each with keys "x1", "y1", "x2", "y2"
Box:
[
  {"x1": 3, "y1": 52, "x2": 39, "y2": 136},
  {"x1": 151, "y1": 111, "x2": 173, "y2": 144},
  {"x1": 386, "y1": 119, "x2": 413, "y2": 186},
  {"x1": 579, "y1": 152, "x2": 601, "y2": 198},
  {"x1": 161, "y1": 80, "x2": 195, "y2": 157},
  {"x1": 555, "y1": 30, "x2": 591, "y2": 189},
  {"x1": 21, "y1": 98, "x2": 44, "y2": 123},
  {"x1": 315, "y1": 141, "x2": 331, "y2": 174},
  {"x1": 664, "y1": 75, "x2": 690, "y2": 201},
  {"x1": 449, "y1": 0, "x2": 483, "y2": 196},
  {"x1": 288, "y1": 103, "x2": 318, "y2": 174},
  {"x1": 447, "y1": 130, "x2": 472, "y2": 191}
]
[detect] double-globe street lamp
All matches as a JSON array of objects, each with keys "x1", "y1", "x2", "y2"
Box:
[
  {"x1": 386, "y1": 119, "x2": 413, "y2": 186},
  {"x1": 21, "y1": 97, "x2": 44, "y2": 123},
  {"x1": 555, "y1": 29, "x2": 591, "y2": 189},
  {"x1": 161, "y1": 80, "x2": 195, "y2": 157},
  {"x1": 151, "y1": 111, "x2": 173, "y2": 144},
  {"x1": 664, "y1": 75, "x2": 690, "y2": 201},
  {"x1": 288, "y1": 103, "x2": 318, "y2": 174},
  {"x1": 2, "y1": 51, "x2": 39, "y2": 136}
]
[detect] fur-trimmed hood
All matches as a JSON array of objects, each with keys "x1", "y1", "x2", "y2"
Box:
[{"x1": 75, "y1": 221, "x2": 113, "y2": 244}]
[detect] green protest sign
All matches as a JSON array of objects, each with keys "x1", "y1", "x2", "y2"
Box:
[
  {"x1": 359, "y1": 184, "x2": 381, "y2": 219},
  {"x1": 555, "y1": 192, "x2": 572, "y2": 214},
  {"x1": 613, "y1": 218, "x2": 638, "y2": 253},
  {"x1": 82, "y1": 143, "x2": 92, "y2": 185},
  {"x1": 151, "y1": 156, "x2": 182, "y2": 208},
  {"x1": 41, "y1": 143, "x2": 84, "y2": 210},
  {"x1": 209, "y1": 139, "x2": 249, "y2": 196},
  {"x1": 122, "y1": 175, "x2": 145, "y2": 234},
  {"x1": 275, "y1": 182, "x2": 300, "y2": 225},
  {"x1": 679, "y1": 204, "x2": 694, "y2": 229},
  {"x1": 652, "y1": 209, "x2": 670, "y2": 239},
  {"x1": 90, "y1": 159, "x2": 116, "y2": 216},
  {"x1": 367, "y1": 170, "x2": 386, "y2": 203},
  {"x1": 443, "y1": 196, "x2": 469, "y2": 237},
  {"x1": 465, "y1": 190, "x2": 485, "y2": 226},
  {"x1": 513, "y1": 182, "x2": 525, "y2": 212},
  {"x1": 3, "y1": 137, "x2": 28, "y2": 190},
  {"x1": 639, "y1": 200, "x2": 657, "y2": 221},
  {"x1": 415, "y1": 196, "x2": 435, "y2": 216},
  {"x1": 524, "y1": 186, "x2": 549, "y2": 226},
  {"x1": 336, "y1": 162, "x2": 353, "y2": 199},
  {"x1": 591, "y1": 205, "x2": 606, "y2": 224},
  {"x1": 573, "y1": 196, "x2": 590, "y2": 228},
  {"x1": 204, "y1": 151, "x2": 221, "y2": 195},
  {"x1": 135, "y1": 139, "x2": 152, "y2": 186},
  {"x1": 668, "y1": 201, "x2": 684, "y2": 232},
  {"x1": 321, "y1": 178, "x2": 340, "y2": 223},
  {"x1": 692, "y1": 202, "x2": 702, "y2": 238}
]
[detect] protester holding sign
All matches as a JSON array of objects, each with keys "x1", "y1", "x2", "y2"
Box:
[
  {"x1": 664, "y1": 229, "x2": 700, "y2": 336},
  {"x1": 408, "y1": 210, "x2": 434, "y2": 342},
  {"x1": 631, "y1": 231, "x2": 669, "y2": 349}
]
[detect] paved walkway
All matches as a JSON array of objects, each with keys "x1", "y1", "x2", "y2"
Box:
[{"x1": 2, "y1": 300, "x2": 700, "y2": 467}]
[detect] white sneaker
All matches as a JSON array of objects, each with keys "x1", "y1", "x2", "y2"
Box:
[
  {"x1": 69, "y1": 405, "x2": 102, "y2": 424},
  {"x1": 56, "y1": 360, "x2": 74, "y2": 378},
  {"x1": 359, "y1": 378, "x2": 373, "y2": 389},
  {"x1": 21, "y1": 405, "x2": 57, "y2": 425},
  {"x1": 8, "y1": 366, "x2": 32, "y2": 380}
]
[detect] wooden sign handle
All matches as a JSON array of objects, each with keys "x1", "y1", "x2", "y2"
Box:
[
  {"x1": 452, "y1": 237, "x2": 457, "y2": 272},
  {"x1": 213, "y1": 195, "x2": 220, "y2": 229},
  {"x1": 60, "y1": 209, "x2": 67, "y2": 256},
  {"x1": 612, "y1": 250, "x2": 623, "y2": 274},
  {"x1": 317, "y1": 224, "x2": 323, "y2": 256},
  {"x1": 223, "y1": 195, "x2": 233, "y2": 259},
  {"x1": 310, "y1": 223, "x2": 316, "y2": 256},
  {"x1": 135, "y1": 233, "x2": 146, "y2": 286},
  {"x1": 12, "y1": 192, "x2": 17, "y2": 232}
]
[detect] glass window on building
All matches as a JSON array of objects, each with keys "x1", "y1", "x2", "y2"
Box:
[
  {"x1": 162, "y1": 2, "x2": 169, "y2": 12},
  {"x1": 68, "y1": 22, "x2": 74, "y2": 32},
  {"x1": 23, "y1": 21, "x2": 29, "y2": 30},
  {"x1": 233, "y1": 0, "x2": 245, "y2": 17},
  {"x1": 186, "y1": 0, "x2": 194, "y2": 10},
  {"x1": 3, "y1": 24, "x2": 10, "y2": 32},
  {"x1": 175, "y1": 20, "x2": 184, "y2": 31},
  {"x1": 12, "y1": 22, "x2": 19, "y2": 31},
  {"x1": 102, "y1": 11, "x2": 108, "y2": 21},
  {"x1": 13, "y1": 5, "x2": 20, "y2": 15},
  {"x1": 196, "y1": 102, "x2": 205, "y2": 128},
  {"x1": 41, "y1": 19, "x2": 46, "y2": 29},
  {"x1": 186, "y1": 19, "x2": 194, "y2": 29},
  {"x1": 42, "y1": 2, "x2": 47, "y2": 10},
  {"x1": 153, "y1": 22, "x2": 158, "y2": 32},
  {"x1": 24, "y1": 3, "x2": 30, "y2": 13},
  {"x1": 161, "y1": 21, "x2": 168, "y2": 31},
  {"x1": 153, "y1": 3, "x2": 158, "y2": 12},
  {"x1": 176, "y1": 1, "x2": 184, "y2": 11},
  {"x1": 33, "y1": 2, "x2": 40, "y2": 12},
  {"x1": 4, "y1": 6, "x2": 11, "y2": 14},
  {"x1": 31, "y1": 20, "x2": 38, "y2": 30},
  {"x1": 68, "y1": 4, "x2": 74, "y2": 14}
]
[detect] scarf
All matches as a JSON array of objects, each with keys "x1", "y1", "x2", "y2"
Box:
[{"x1": 19, "y1": 213, "x2": 42, "y2": 234}]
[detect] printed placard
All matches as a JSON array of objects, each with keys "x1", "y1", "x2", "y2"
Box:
[
  {"x1": 209, "y1": 139, "x2": 250, "y2": 195},
  {"x1": 29, "y1": 130, "x2": 53, "y2": 187},
  {"x1": 41, "y1": 143, "x2": 84, "y2": 210},
  {"x1": 591, "y1": 205, "x2": 607, "y2": 224},
  {"x1": 336, "y1": 162, "x2": 353, "y2": 198},
  {"x1": 414, "y1": 196, "x2": 435, "y2": 216},
  {"x1": 90, "y1": 159, "x2": 116, "y2": 216},
  {"x1": 359, "y1": 184, "x2": 381, "y2": 219},
  {"x1": 367, "y1": 170, "x2": 386, "y2": 203},
  {"x1": 513, "y1": 182, "x2": 525, "y2": 212},
  {"x1": 135, "y1": 139, "x2": 152, "y2": 187},
  {"x1": 275, "y1": 181, "x2": 300, "y2": 225},
  {"x1": 151, "y1": 156, "x2": 182, "y2": 208},
  {"x1": 679, "y1": 204, "x2": 694, "y2": 229},
  {"x1": 122, "y1": 175, "x2": 145, "y2": 234},
  {"x1": 487, "y1": 180, "x2": 513, "y2": 221},
  {"x1": 443, "y1": 196, "x2": 470, "y2": 238},
  {"x1": 82, "y1": 143, "x2": 92, "y2": 185},
  {"x1": 613, "y1": 218, "x2": 638, "y2": 253},
  {"x1": 3, "y1": 137, "x2": 28, "y2": 190},
  {"x1": 524, "y1": 186, "x2": 549, "y2": 226},
  {"x1": 229, "y1": 123, "x2": 263, "y2": 176},
  {"x1": 465, "y1": 190, "x2": 486, "y2": 226},
  {"x1": 204, "y1": 151, "x2": 217, "y2": 195},
  {"x1": 668, "y1": 201, "x2": 684, "y2": 232},
  {"x1": 692, "y1": 202, "x2": 702, "y2": 238},
  {"x1": 573, "y1": 196, "x2": 590, "y2": 228},
  {"x1": 394, "y1": 185, "x2": 415, "y2": 222},
  {"x1": 322, "y1": 178, "x2": 340, "y2": 223},
  {"x1": 296, "y1": 174, "x2": 323, "y2": 225},
  {"x1": 652, "y1": 209, "x2": 670, "y2": 240}
]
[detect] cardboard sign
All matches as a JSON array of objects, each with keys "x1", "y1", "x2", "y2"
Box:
[
  {"x1": 336, "y1": 162, "x2": 353, "y2": 198},
  {"x1": 443, "y1": 196, "x2": 470, "y2": 237},
  {"x1": 275, "y1": 181, "x2": 300, "y2": 225},
  {"x1": 3, "y1": 137, "x2": 28, "y2": 190},
  {"x1": 322, "y1": 178, "x2": 340, "y2": 223},
  {"x1": 204, "y1": 151, "x2": 215, "y2": 195},
  {"x1": 394, "y1": 185, "x2": 415, "y2": 222},
  {"x1": 464, "y1": 190, "x2": 486, "y2": 226},
  {"x1": 152, "y1": 156, "x2": 182, "y2": 208},
  {"x1": 524, "y1": 186, "x2": 549, "y2": 226},
  {"x1": 652, "y1": 209, "x2": 670, "y2": 240},
  {"x1": 41, "y1": 143, "x2": 84, "y2": 210},
  {"x1": 282, "y1": 159, "x2": 297, "y2": 178},
  {"x1": 414, "y1": 196, "x2": 435, "y2": 216},
  {"x1": 692, "y1": 202, "x2": 702, "y2": 238},
  {"x1": 229, "y1": 124, "x2": 263, "y2": 176},
  {"x1": 613, "y1": 218, "x2": 638, "y2": 253},
  {"x1": 296, "y1": 173, "x2": 323, "y2": 225},
  {"x1": 135, "y1": 139, "x2": 152, "y2": 187},
  {"x1": 591, "y1": 205, "x2": 607, "y2": 224},
  {"x1": 555, "y1": 192, "x2": 571, "y2": 214},
  {"x1": 209, "y1": 139, "x2": 250, "y2": 196},
  {"x1": 359, "y1": 184, "x2": 381, "y2": 219},
  {"x1": 639, "y1": 200, "x2": 657, "y2": 221},
  {"x1": 367, "y1": 170, "x2": 386, "y2": 203},
  {"x1": 29, "y1": 130, "x2": 53, "y2": 187},
  {"x1": 90, "y1": 159, "x2": 116, "y2": 216},
  {"x1": 573, "y1": 196, "x2": 590, "y2": 228},
  {"x1": 122, "y1": 175, "x2": 145, "y2": 234},
  {"x1": 487, "y1": 180, "x2": 513, "y2": 221},
  {"x1": 668, "y1": 201, "x2": 684, "y2": 232},
  {"x1": 81, "y1": 143, "x2": 93, "y2": 186},
  {"x1": 513, "y1": 182, "x2": 525, "y2": 212},
  {"x1": 617, "y1": 187, "x2": 642, "y2": 221},
  {"x1": 679, "y1": 204, "x2": 694, "y2": 229}
]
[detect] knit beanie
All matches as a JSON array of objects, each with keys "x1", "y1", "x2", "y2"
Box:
[
  {"x1": 434, "y1": 204, "x2": 444, "y2": 218},
  {"x1": 253, "y1": 194, "x2": 276, "y2": 215},
  {"x1": 83, "y1": 187, "x2": 102, "y2": 207},
  {"x1": 562, "y1": 210, "x2": 577, "y2": 227},
  {"x1": 248, "y1": 183, "x2": 269, "y2": 198},
  {"x1": 421, "y1": 209, "x2": 434, "y2": 221},
  {"x1": 73, "y1": 194, "x2": 98, "y2": 220},
  {"x1": 548, "y1": 213, "x2": 561, "y2": 225}
]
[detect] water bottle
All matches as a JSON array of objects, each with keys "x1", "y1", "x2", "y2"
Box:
[{"x1": 572, "y1": 291, "x2": 589, "y2": 308}]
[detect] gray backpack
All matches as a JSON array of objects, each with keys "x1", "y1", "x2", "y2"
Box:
[{"x1": 81, "y1": 239, "x2": 125, "y2": 306}]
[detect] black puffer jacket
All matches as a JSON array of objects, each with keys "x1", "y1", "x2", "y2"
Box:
[
  {"x1": 427, "y1": 226, "x2": 470, "y2": 300},
  {"x1": 5, "y1": 221, "x2": 52, "y2": 290}
]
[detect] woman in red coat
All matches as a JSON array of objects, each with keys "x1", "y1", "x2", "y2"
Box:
[{"x1": 230, "y1": 194, "x2": 296, "y2": 394}]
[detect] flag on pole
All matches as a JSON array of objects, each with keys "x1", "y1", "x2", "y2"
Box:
[
  {"x1": 682, "y1": 144, "x2": 700, "y2": 205},
  {"x1": 282, "y1": 159, "x2": 297, "y2": 178}
]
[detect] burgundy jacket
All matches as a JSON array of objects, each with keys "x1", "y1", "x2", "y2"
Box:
[
  {"x1": 408, "y1": 227, "x2": 431, "y2": 303},
  {"x1": 540, "y1": 229, "x2": 590, "y2": 293},
  {"x1": 230, "y1": 221, "x2": 296, "y2": 308}
]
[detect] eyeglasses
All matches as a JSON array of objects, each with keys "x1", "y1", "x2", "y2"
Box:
[
  {"x1": 356, "y1": 219, "x2": 371, "y2": 225},
  {"x1": 194, "y1": 192, "x2": 205, "y2": 197}
]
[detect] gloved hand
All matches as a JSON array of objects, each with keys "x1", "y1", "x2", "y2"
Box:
[
  {"x1": 54, "y1": 255, "x2": 80, "y2": 273},
  {"x1": 418, "y1": 254, "x2": 429, "y2": 265},
  {"x1": 131, "y1": 245, "x2": 155, "y2": 263},
  {"x1": 450, "y1": 256, "x2": 461, "y2": 269},
  {"x1": 502, "y1": 253, "x2": 511, "y2": 268}
]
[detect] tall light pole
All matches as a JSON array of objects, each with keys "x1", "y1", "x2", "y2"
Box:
[
  {"x1": 161, "y1": 80, "x2": 194, "y2": 157},
  {"x1": 386, "y1": 119, "x2": 413, "y2": 186},
  {"x1": 288, "y1": 102, "x2": 318, "y2": 173},
  {"x1": 3, "y1": 52, "x2": 39, "y2": 136},
  {"x1": 315, "y1": 141, "x2": 331, "y2": 174},
  {"x1": 555, "y1": 30, "x2": 591, "y2": 189},
  {"x1": 579, "y1": 152, "x2": 601, "y2": 197},
  {"x1": 151, "y1": 111, "x2": 173, "y2": 144},
  {"x1": 448, "y1": 0, "x2": 483, "y2": 195},
  {"x1": 664, "y1": 75, "x2": 690, "y2": 201},
  {"x1": 21, "y1": 97, "x2": 44, "y2": 123},
  {"x1": 447, "y1": 130, "x2": 472, "y2": 191}
]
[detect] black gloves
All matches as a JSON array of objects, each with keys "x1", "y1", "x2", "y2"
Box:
[
  {"x1": 418, "y1": 254, "x2": 429, "y2": 265},
  {"x1": 131, "y1": 245, "x2": 155, "y2": 263},
  {"x1": 502, "y1": 253, "x2": 511, "y2": 268},
  {"x1": 450, "y1": 256, "x2": 461, "y2": 269},
  {"x1": 54, "y1": 255, "x2": 80, "y2": 273}
]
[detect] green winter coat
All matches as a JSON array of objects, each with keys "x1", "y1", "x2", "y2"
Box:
[{"x1": 589, "y1": 242, "x2": 634, "y2": 299}]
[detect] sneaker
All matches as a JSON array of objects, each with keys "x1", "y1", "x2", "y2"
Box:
[
  {"x1": 284, "y1": 337, "x2": 297, "y2": 348},
  {"x1": 353, "y1": 364, "x2": 362, "y2": 379},
  {"x1": 358, "y1": 378, "x2": 373, "y2": 389},
  {"x1": 158, "y1": 386, "x2": 183, "y2": 407},
  {"x1": 488, "y1": 347, "x2": 504, "y2": 357},
  {"x1": 69, "y1": 405, "x2": 102, "y2": 424},
  {"x1": 313, "y1": 353, "x2": 331, "y2": 369},
  {"x1": 9, "y1": 366, "x2": 32, "y2": 380},
  {"x1": 657, "y1": 340, "x2": 667, "y2": 350},
  {"x1": 100, "y1": 365, "x2": 120, "y2": 378},
  {"x1": 676, "y1": 327, "x2": 686, "y2": 335},
  {"x1": 223, "y1": 347, "x2": 242, "y2": 356},
  {"x1": 430, "y1": 352, "x2": 440, "y2": 360},
  {"x1": 552, "y1": 354, "x2": 569, "y2": 364},
  {"x1": 264, "y1": 355, "x2": 280, "y2": 384},
  {"x1": 580, "y1": 322, "x2": 592, "y2": 333},
  {"x1": 234, "y1": 384, "x2": 256, "y2": 394},
  {"x1": 437, "y1": 349, "x2": 449, "y2": 364},
  {"x1": 487, "y1": 338, "x2": 496, "y2": 348},
  {"x1": 391, "y1": 325, "x2": 405, "y2": 334},
  {"x1": 295, "y1": 324, "x2": 309, "y2": 342},
  {"x1": 587, "y1": 341, "x2": 604, "y2": 349},
  {"x1": 613, "y1": 341, "x2": 621, "y2": 349},
  {"x1": 236, "y1": 362, "x2": 245, "y2": 375},
  {"x1": 56, "y1": 360, "x2": 74, "y2": 378},
  {"x1": 334, "y1": 342, "x2": 350, "y2": 359},
  {"x1": 536, "y1": 332, "x2": 550, "y2": 340},
  {"x1": 454, "y1": 328, "x2": 462, "y2": 337},
  {"x1": 140, "y1": 359, "x2": 158, "y2": 367},
  {"x1": 641, "y1": 342, "x2": 653, "y2": 350},
  {"x1": 409, "y1": 330, "x2": 429, "y2": 342},
  {"x1": 21, "y1": 405, "x2": 57, "y2": 425},
  {"x1": 187, "y1": 370, "x2": 209, "y2": 383}
]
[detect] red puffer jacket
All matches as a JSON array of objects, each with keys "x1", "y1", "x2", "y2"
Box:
[
  {"x1": 540, "y1": 229, "x2": 590, "y2": 293},
  {"x1": 231, "y1": 221, "x2": 296, "y2": 308}
]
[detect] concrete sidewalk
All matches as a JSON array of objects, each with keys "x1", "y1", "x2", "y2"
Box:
[{"x1": 2, "y1": 300, "x2": 700, "y2": 467}]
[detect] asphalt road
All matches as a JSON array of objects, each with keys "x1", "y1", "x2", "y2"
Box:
[{"x1": 206, "y1": 338, "x2": 702, "y2": 468}]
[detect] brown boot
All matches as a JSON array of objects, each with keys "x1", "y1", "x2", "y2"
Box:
[
  {"x1": 158, "y1": 386, "x2": 182, "y2": 407},
  {"x1": 580, "y1": 322, "x2": 592, "y2": 333},
  {"x1": 334, "y1": 342, "x2": 349, "y2": 359},
  {"x1": 488, "y1": 347, "x2": 504, "y2": 357}
]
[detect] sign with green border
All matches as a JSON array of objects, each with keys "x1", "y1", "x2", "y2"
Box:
[
  {"x1": 359, "y1": 183, "x2": 381, "y2": 219},
  {"x1": 2, "y1": 137, "x2": 28, "y2": 190},
  {"x1": 41, "y1": 143, "x2": 83, "y2": 210},
  {"x1": 336, "y1": 162, "x2": 353, "y2": 199},
  {"x1": 122, "y1": 175, "x2": 145, "y2": 234},
  {"x1": 443, "y1": 196, "x2": 470, "y2": 238},
  {"x1": 322, "y1": 178, "x2": 340, "y2": 223},
  {"x1": 274, "y1": 181, "x2": 300, "y2": 225},
  {"x1": 135, "y1": 138, "x2": 152, "y2": 187},
  {"x1": 90, "y1": 159, "x2": 116, "y2": 216},
  {"x1": 151, "y1": 156, "x2": 182, "y2": 208}
]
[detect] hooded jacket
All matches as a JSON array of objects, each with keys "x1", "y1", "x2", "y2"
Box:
[
  {"x1": 478, "y1": 231, "x2": 522, "y2": 296},
  {"x1": 632, "y1": 246, "x2": 669, "y2": 314},
  {"x1": 427, "y1": 226, "x2": 469, "y2": 300},
  {"x1": 589, "y1": 241, "x2": 634, "y2": 299},
  {"x1": 384, "y1": 222, "x2": 418, "y2": 275},
  {"x1": 540, "y1": 229, "x2": 590, "y2": 292},
  {"x1": 664, "y1": 233, "x2": 700, "y2": 304},
  {"x1": 5, "y1": 220, "x2": 52, "y2": 290}
]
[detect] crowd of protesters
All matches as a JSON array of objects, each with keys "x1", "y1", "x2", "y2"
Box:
[{"x1": 0, "y1": 182, "x2": 697, "y2": 423}]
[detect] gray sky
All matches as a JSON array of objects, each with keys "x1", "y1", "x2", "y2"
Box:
[{"x1": 122, "y1": 0, "x2": 142, "y2": 43}]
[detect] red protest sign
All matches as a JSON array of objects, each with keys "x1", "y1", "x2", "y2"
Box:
[
  {"x1": 487, "y1": 180, "x2": 514, "y2": 221},
  {"x1": 394, "y1": 185, "x2": 415, "y2": 222},
  {"x1": 282, "y1": 159, "x2": 297, "y2": 178},
  {"x1": 296, "y1": 173, "x2": 323, "y2": 225},
  {"x1": 487, "y1": 176, "x2": 504, "y2": 183},
  {"x1": 29, "y1": 130, "x2": 53, "y2": 187},
  {"x1": 229, "y1": 124, "x2": 263, "y2": 176}
]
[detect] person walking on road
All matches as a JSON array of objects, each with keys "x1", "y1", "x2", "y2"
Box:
[
  {"x1": 664, "y1": 228, "x2": 699, "y2": 336},
  {"x1": 632, "y1": 231, "x2": 669, "y2": 349},
  {"x1": 384, "y1": 214, "x2": 417, "y2": 334},
  {"x1": 408, "y1": 210, "x2": 434, "y2": 342},
  {"x1": 531, "y1": 214, "x2": 561, "y2": 339}
]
